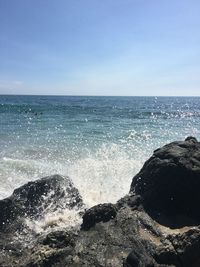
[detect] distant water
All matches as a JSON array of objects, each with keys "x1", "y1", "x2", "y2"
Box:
[{"x1": 1, "y1": 95, "x2": 200, "y2": 208}]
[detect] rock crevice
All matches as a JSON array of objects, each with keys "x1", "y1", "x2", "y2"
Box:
[{"x1": 1, "y1": 137, "x2": 200, "y2": 266}]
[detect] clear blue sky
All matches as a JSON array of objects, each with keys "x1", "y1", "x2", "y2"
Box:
[{"x1": 0, "y1": 0, "x2": 200, "y2": 96}]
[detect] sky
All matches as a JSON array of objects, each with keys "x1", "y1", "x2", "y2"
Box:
[{"x1": 0, "y1": 0, "x2": 200, "y2": 96}]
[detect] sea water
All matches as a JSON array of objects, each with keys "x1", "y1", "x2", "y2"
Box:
[{"x1": 0, "y1": 95, "x2": 200, "y2": 233}]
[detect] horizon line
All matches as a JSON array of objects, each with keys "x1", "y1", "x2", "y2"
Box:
[{"x1": 0, "y1": 94, "x2": 200, "y2": 98}]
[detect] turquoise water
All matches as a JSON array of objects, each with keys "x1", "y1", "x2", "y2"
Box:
[{"x1": 1, "y1": 95, "x2": 200, "y2": 206}]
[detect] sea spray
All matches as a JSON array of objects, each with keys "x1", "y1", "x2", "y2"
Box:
[{"x1": 0, "y1": 95, "x2": 200, "y2": 238}]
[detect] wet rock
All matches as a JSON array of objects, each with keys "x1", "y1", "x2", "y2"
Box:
[
  {"x1": 131, "y1": 137, "x2": 200, "y2": 228},
  {"x1": 125, "y1": 245, "x2": 155, "y2": 267},
  {"x1": 42, "y1": 230, "x2": 76, "y2": 248},
  {"x1": 168, "y1": 228, "x2": 200, "y2": 267},
  {"x1": 26, "y1": 247, "x2": 71, "y2": 267},
  {"x1": 81, "y1": 203, "x2": 117, "y2": 230},
  {"x1": 116, "y1": 193, "x2": 142, "y2": 210},
  {"x1": 2, "y1": 137, "x2": 200, "y2": 267},
  {"x1": 0, "y1": 174, "x2": 83, "y2": 232},
  {"x1": 0, "y1": 198, "x2": 22, "y2": 231}
]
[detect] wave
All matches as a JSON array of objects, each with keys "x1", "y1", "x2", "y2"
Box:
[
  {"x1": 0, "y1": 142, "x2": 148, "y2": 241},
  {"x1": 0, "y1": 143, "x2": 146, "y2": 206},
  {"x1": 23, "y1": 209, "x2": 82, "y2": 236}
]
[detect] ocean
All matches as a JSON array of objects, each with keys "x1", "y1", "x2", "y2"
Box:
[
  {"x1": 0, "y1": 95, "x2": 200, "y2": 233},
  {"x1": 1, "y1": 95, "x2": 200, "y2": 203}
]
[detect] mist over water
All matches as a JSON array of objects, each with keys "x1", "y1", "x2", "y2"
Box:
[{"x1": 0, "y1": 95, "x2": 200, "y2": 233}]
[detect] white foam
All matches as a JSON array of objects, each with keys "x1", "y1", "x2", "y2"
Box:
[
  {"x1": 0, "y1": 141, "x2": 149, "y2": 236},
  {"x1": 24, "y1": 209, "x2": 82, "y2": 235},
  {"x1": 68, "y1": 143, "x2": 143, "y2": 207},
  {"x1": 0, "y1": 142, "x2": 147, "y2": 205}
]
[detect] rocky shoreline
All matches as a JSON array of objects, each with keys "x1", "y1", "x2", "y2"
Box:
[{"x1": 1, "y1": 137, "x2": 200, "y2": 266}]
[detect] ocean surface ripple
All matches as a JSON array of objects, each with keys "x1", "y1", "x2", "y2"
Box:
[{"x1": 0, "y1": 95, "x2": 200, "y2": 233}]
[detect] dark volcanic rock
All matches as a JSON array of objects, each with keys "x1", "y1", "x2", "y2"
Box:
[
  {"x1": 131, "y1": 136, "x2": 200, "y2": 228},
  {"x1": 0, "y1": 198, "x2": 22, "y2": 231},
  {"x1": 12, "y1": 174, "x2": 83, "y2": 213},
  {"x1": 81, "y1": 203, "x2": 117, "y2": 230},
  {"x1": 125, "y1": 246, "x2": 155, "y2": 267},
  {"x1": 42, "y1": 230, "x2": 76, "y2": 248},
  {"x1": 0, "y1": 174, "x2": 83, "y2": 232},
  {"x1": 166, "y1": 227, "x2": 200, "y2": 267},
  {"x1": 2, "y1": 137, "x2": 200, "y2": 267},
  {"x1": 26, "y1": 207, "x2": 155, "y2": 267}
]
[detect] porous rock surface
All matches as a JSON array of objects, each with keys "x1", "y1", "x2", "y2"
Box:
[
  {"x1": 131, "y1": 136, "x2": 200, "y2": 228},
  {"x1": 1, "y1": 137, "x2": 200, "y2": 267},
  {"x1": 0, "y1": 174, "x2": 83, "y2": 232}
]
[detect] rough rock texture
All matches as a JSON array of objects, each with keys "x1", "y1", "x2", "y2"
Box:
[
  {"x1": 81, "y1": 203, "x2": 117, "y2": 230},
  {"x1": 0, "y1": 174, "x2": 83, "y2": 232},
  {"x1": 1, "y1": 137, "x2": 200, "y2": 267},
  {"x1": 131, "y1": 136, "x2": 200, "y2": 228}
]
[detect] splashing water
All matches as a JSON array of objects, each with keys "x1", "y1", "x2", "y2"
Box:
[{"x1": 1, "y1": 95, "x2": 200, "y2": 235}]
